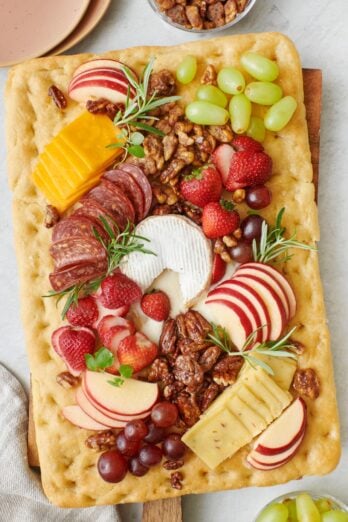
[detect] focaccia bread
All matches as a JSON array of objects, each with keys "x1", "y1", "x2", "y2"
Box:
[{"x1": 5, "y1": 32, "x2": 340, "y2": 507}]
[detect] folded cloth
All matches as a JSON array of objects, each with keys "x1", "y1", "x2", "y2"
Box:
[{"x1": 0, "y1": 363, "x2": 120, "y2": 522}]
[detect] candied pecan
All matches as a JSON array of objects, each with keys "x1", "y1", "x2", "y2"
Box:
[
  {"x1": 160, "y1": 158, "x2": 186, "y2": 183},
  {"x1": 203, "y1": 20, "x2": 217, "y2": 29},
  {"x1": 208, "y1": 124, "x2": 234, "y2": 143},
  {"x1": 85, "y1": 430, "x2": 117, "y2": 451},
  {"x1": 143, "y1": 134, "x2": 164, "y2": 170},
  {"x1": 48, "y1": 85, "x2": 67, "y2": 109},
  {"x1": 174, "y1": 355, "x2": 204, "y2": 391},
  {"x1": 148, "y1": 358, "x2": 171, "y2": 382},
  {"x1": 156, "y1": 0, "x2": 176, "y2": 8},
  {"x1": 222, "y1": 234, "x2": 238, "y2": 248},
  {"x1": 200, "y1": 382, "x2": 220, "y2": 411},
  {"x1": 160, "y1": 318, "x2": 178, "y2": 356},
  {"x1": 56, "y1": 372, "x2": 79, "y2": 389},
  {"x1": 184, "y1": 310, "x2": 212, "y2": 342},
  {"x1": 192, "y1": 0, "x2": 207, "y2": 18},
  {"x1": 177, "y1": 392, "x2": 201, "y2": 426},
  {"x1": 201, "y1": 64, "x2": 217, "y2": 85},
  {"x1": 207, "y1": 2, "x2": 225, "y2": 26},
  {"x1": 163, "y1": 459, "x2": 184, "y2": 470},
  {"x1": 86, "y1": 98, "x2": 119, "y2": 120},
  {"x1": 163, "y1": 133, "x2": 178, "y2": 161},
  {"x1": 178, "y1": 337, "x2": 207, "y2": 356},
  {"x1": 236, "y1": 0, "x2": 248, "y2": 12},
  {"x1": 214, "y1": 238, "x2": 232, "y2": 263},
  {"x1": 293, "y1": 368, "x2": 320, "y2": 400},
  {"x1": 44, "y1": 204, "x2": 60, "y2": 228},
  {"x1": 163, "y1": 381, "x2": 185, "y2": 401},
  {"x1": 176, "y1": 314, "x2": 188, "y2": 337},
  {"x1": 185, "y1": 5, "x2": 203, "y2": 28},
  {"x1": 224, "y1": 0, "x2": 238, "y2": 23},
  {"x1": 212, "y1": 355, "x2": 244, "y2": 385},
  {"x1": 167, "y1": 4, "x2": 189, "y2": 26},
  {"x1": 232, "y1": 188, "x2": 246, "y2": 204},
  {"x1": 149, "y1": 69, "x2": 177, "y2": 97},
  {"x1": 170, "y1": 471, "x2": 183, "y2": 490},
  {"x1": 199, "y1": 345, "x2": 221, "y2": 372}
]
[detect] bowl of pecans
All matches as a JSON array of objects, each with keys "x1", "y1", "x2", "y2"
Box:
[{"x1": 147, "y1": 0, "x2": 257, "y2": 33}]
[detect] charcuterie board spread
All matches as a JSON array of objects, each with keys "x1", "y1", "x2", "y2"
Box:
[{"x1": 5, "y1": 33, "x2": 340, "y2": 508}]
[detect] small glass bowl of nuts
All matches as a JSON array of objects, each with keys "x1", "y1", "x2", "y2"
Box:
[{"x1": 147, "y1": 0, "x2": 257, "y2": 33}]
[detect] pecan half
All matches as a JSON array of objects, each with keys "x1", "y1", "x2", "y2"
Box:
[
  {"x1": 44, "y1": 204, "x2": 60, "y2": 228},
  {"x1": 85, "y1": 430, "x2": 117, "y2": 451},
  {"x1": 148, "y1": 358, "x2": 172, "y2": 383},
  {"x1": 160, "y1": 318, "x2": 179, "y2": 361},
  {"x1": 166, "y1": 5, "x2": 189, "y2": 26},
  {"x1": 224, "y1": 0, "x2": 238, "y2": 23},
  {"x1": 184, "y1": 310, "x2": 212, "y2": 342},
  {"x1": 163, "y1": 459, "x2": 184, "y2": 470},
  {"x1": 185, "y1": 5, "x2": 203, "y2": 28},
  {"x1": 163, "y1": 381, "x2": 185, "y2": 401},
  {"x1": 293, "y1": 368, "x2": 320, "y2": 399},
  {"x1": 177, "y1": 392, "x2": 201, "y2": 426},
  {"x1": 86, "y1": 98, "x2": 119, "y2": 120},
  {"x1": 56, "y1": 372, "x2": 79, "y2": 389},
  {"x1": 199, "y1": 345, "x2": 221, "y2": 372},
  {"x1": 170, "y1": 471, "x2": 183, "y2": 490},
  {"x1": 174, "y1": 355, "x2": 204, "y2": 391},
  {"x1": 200, "y1": 382, "x2": 220, "y2": 411},
  {"x1": 48, "y1": 85, "x2": 67, "y2": 109},
  {"x1": 207, "y1": 2, "x2": 225, "y2": 26},
  {"x1": 212, "y1": 355, "x2": 244, "y2": 386}
]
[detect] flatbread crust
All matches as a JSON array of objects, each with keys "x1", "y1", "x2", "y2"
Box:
[{"x1": 5, "y1": 33, "x2": 340, "y2": 507}]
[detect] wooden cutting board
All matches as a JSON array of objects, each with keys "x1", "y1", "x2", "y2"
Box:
[{"x1": 27, "y1": 68, "x2": 322, "y2": 522}]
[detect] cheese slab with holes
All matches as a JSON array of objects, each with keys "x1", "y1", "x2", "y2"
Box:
[{"x1": 5, "y1": 33, "x2": 340, "y2": 508}]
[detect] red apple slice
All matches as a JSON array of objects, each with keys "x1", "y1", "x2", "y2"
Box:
[
  {"x1": 236, "y1": 265, "x2": 291, "y2": 319},
  {"x1": 97, "y1": 315, "x2": 135, "y2": 345},
  {"x1": 241, "y1": 262, "x2": 296, "y2": 319},
  {"x1": 72, "y1": 58, "x2": 137, "y2": 78},
  {"x1": 69, "y1": 77, "x2": 132, "y2": 104},
  {"x1": 69, "y1": 68, "x2": 134, "y2": 91},
  {"x1": 62, "y1": 405, "x2": 108, "y2": 431},
  {"x1": 247, "y1": 431, "x2": 304, "y2": 470},
  {"x1": 76, "y1": 388, "x2": 127, "y2": 428},
  {"x1": 232, "y1": 274, "x2": 287, "y2": 340},
  {"x1": 207, "y1": 286, "x2": 263, "y2": 345},
  {"x1": 216, "y1": 279, "x2": 271, "y2": 342},
  {"x1": 83, "y1": 371, "x2": 158, "y2": 416}
]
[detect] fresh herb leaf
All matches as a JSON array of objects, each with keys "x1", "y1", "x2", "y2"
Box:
[
  {"x1": 130, "y1": 131, "x2": 145, "y2": 145},
  {"x1": 108, "y1": 377, "x2": 125, "y2": 387},
  {"x1": 119, "y1": 364, "x2": 134, "y2": 378},
  {"x1": 85, "y1": 347, "x2": 115, "y2": 371},
  {"x1": 128, "y1": 144, "x2": 145, "y2": 158},
  {"x1": 132, "y1": 121, "x2": 165, "y2": 136}
]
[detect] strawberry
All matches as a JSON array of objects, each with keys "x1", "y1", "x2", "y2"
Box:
[
  {"x1": 117, "y1": 332, "x2": 158, "y2": 373},
  {"x1": 202, "y1": 200, "x2": 240, "y2": 239},
  {"x1": 141, "y1": 290, "x2": 170, "y2": 322},
  {"x1": 226, "y1": 150, "x2": 272, "y2": 190},
  {"x1": 212, "y1": 144, "x2": 235, "y2": 184},
  {"x1": 231, "y1": 136, "x2": 264, "y2": 153},
  {"x1": 99, "y1": 273, "x2": 142, "y2": 309},
  {"x1": 66, "y1": 296, "x2": 99, "y2": 328},
  {"x1": 180, "y1": 166, "x2": 222, "y2": 208},
  {"x1": 51, "y1": 326, "x2": 95, "y2": 376},
  {"x1": 211, "y1": 253, "x2": 227, "y2": 285}
]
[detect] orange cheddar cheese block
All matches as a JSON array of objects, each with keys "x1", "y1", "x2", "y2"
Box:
[{"x1": 32, "y1": 112, "x2": 124, "y2": 212}]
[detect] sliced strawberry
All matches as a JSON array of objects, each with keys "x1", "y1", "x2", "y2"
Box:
[
  {"x1": 99, "y1": 273, "x2": 142, "y2": 309},
  {"x1": 212, "y1": 144, "x2": 235, "y2": 185},
  {"x1": 117, "y1": 332, "x2": 158, "y2": 373},
  {"x1": 211, "y1": 253, "x2": 227, "y2": 285},
  {"x1": 141, "y1": 290, "x2": 170, "y2": 322},
  {"x1": 92, "y1": 295, "x2": 129, "y2": 328},
  {"x1": 231, "y1": 136, "x2": 264, "y2": 153},
  {"x1": 97, "y1": 315, "x2": 135, "y2": 346},
  {"x1": 66, "y1": 296, "x2": 99, "y2": 328},
  {"x1": 51, "y1": 326, "x2": 96, "y2": 376}
]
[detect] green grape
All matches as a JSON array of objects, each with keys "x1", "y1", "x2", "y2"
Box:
[
  {"x1": 283, "y1": 499, "x2": 298, "y2": 522},
  {"x1": 256, "y1": 502, "x2": 288, "y2": 522},
  {"x1": 316, "y1": 499, "x2": 333, "y2": 514},
  {"x1": 176, "y1": 55, "x2": 197, "y2": 84},
  {"x1": 322, "y1": 511, "x2": 348, "y2": 522},
  {"x1": 196, "y1": 85, "x2": 228, "y2": 108},
  {"x1": 240, "y1": 51, "x2": 279, "y2": 81},
  {"x1": 229, "y1": 94, "x2": 251, "y2": 134},
  {"x1": 185, "y1": 101, "x2": 230, "y2": 125},
  {"x1": 247, "y1": 116, "x2": 266, "y2": 142},
  {"x1": 245, "y1": 82, "x2": 283, "y2": 106},
  {"x1": 217, "y1": 67, "x2": 246, "y2": 95},
  {"x1": 264, "y1": 96, "x2": 297, "y2": 132},
  {"x1": 296, "y1": 493, "x2": 321, "y2": 522}
]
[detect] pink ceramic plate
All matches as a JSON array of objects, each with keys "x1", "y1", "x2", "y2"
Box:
[
  {"x1": 49, "y1": 0, "x2": 112, "y2": 56},
  {"x1": 0, "y1": 0, "x2": 90, "y2": 67}
]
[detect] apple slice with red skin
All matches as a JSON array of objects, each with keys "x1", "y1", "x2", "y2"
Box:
[
  {"x1": 232, "y1": 274, "x2": 287, "y2": 340},
  {"x1": 97, "y1": 315, "x2": 135, "y2": 346},
  {"x1": 207, "y1": 286, "x2": 263, "y2": 345},
  {"x1": 215, "y1": 279, "x2": 271, "y2": 342},
  {"x1": 83, "y1": 371, "x2": 158, "y2": 416},
  {"x1": 72, "y1": 58, "x2": 137, "y2": 78},
  {"x1": 247, "y1": 432, "x2": 304, "y2": 470},
  {"x1": 240, "y1": 262, "x2": 296, "y2": 319},
  {"x1": 62, "y1": 404, "x2": 108, "y2": 431},
  {"x1": 69, "y1": 77, "x2": 132, "y2": 105},
  {"x1": 211, "y1": 253, "x2": 227, "y2": 285},
  {"x1": 236, "y1": 265, "x2": 291, "y2": 319},
  {"x1": 76, "y1": 388, "x2": 127, "y2": 428},
  {"x1": 69, "y1": 69, "x2": 135, "y2": 92}
]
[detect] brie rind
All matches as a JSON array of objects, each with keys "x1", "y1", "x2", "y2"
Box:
[{"x1": 121, "y1": 215, "x2": 213, "y2": 308}]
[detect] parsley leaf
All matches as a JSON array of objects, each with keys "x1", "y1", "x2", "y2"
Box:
[{"x1": 85, "y1": 347, "x2": 114, "y2": 371}]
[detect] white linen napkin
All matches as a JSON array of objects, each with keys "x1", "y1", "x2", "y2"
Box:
[{"x1": 0, "y1": 363, "x2": 121, "y2": 521}]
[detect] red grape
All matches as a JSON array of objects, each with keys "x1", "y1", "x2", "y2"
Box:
[
  {"x1": 151, "y1": 402, "x2": 178, "y2": 428},
  {"x1": 129, "y1": 457, "x2": 149, "y2": 477},
  {"x1": 230, "y1": 240, "x2": 253, "y2": 264},
  {"x1": 116, "y1": 431, "x2": 141, "y2": 458},
  {"x1": 144, "y1": 422, "x2": 166, "y2": 444},
  {"x1": 162, "y1": 434, "x2": 186, "y2": 460},
  {"x1": 241, "y1": 214, "x2": 265, "y2": 242},
  {"x1": 139, "y1": 444, "x2": 163, "y2": 467},
  {"x1": 97, "y1": 450, "x2": 128, "y2": 483},
  {"x1": 124, "y1": 419, "x2": 149, "y2": 442},
  {"x1": 245, "y1": 185, "x2": 272, "y2": 209}
]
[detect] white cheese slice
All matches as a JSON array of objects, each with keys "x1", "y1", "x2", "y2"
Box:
[{"x1": 121, "y1": 215, "x2": 213, "y2": 308}]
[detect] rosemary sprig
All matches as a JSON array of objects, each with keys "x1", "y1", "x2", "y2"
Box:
[
  {"x1": 252, "y1": 208, "x2": 317, "y2": 264},
  {"x1": 207, "y1": 323, "x2": 298, "y2": 375},
  {"x1": 109, "y1": 57, "x2": 181, "y2": 158}
]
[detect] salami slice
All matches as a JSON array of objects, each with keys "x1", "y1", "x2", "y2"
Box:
[
  {"x1": 50, "y1": 237, "x2": 107, "y2": 271},
  {"x1": 52, "y1": 216, "x2": 108, "y2": 244},
  {"x1": 73, "y1": 200, "x2": 118, "y2": 233},
  {"x1": 49, "y1": 261, "x2": 106, "y2": 292},
  {"x1": 120, "y1": 163, "x2": 153, "y2": 218},
  {"x1": 84, "y1": 180, "x2": 135, "y2": 229},
  {"x1": 103, "y1": 169, "x2": 144, "y2": 222}
]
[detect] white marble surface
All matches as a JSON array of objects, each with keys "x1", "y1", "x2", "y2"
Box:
[{"x1": 0, "y1": 0, "x2": 348, "y2": 520}]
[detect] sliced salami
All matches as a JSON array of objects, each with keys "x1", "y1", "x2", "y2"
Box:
[
  {"x1": 120, "y1": 163, "x2": 152, "y2": 218},
  {"x1": 84, "y1": 180, "x2": 135, "y2": 229},
  {"x1": 52, "y1": 216, "x2": 108, "y2": 244},
  {"x1": 50, "y1": 237, "x2": 107, "y2": 271},
  {"x1": 73, "y1": 200, "x2": 118, "y2": 233},
  {"x1": 49, "y1": 261, "x2": 106, "y2": 292},
  {"x1": 103, "y1": 169, "x2": 144, "y2": 222}
]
